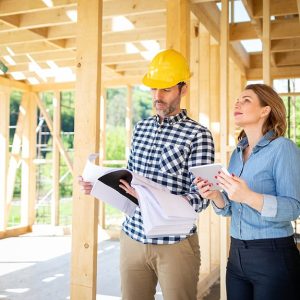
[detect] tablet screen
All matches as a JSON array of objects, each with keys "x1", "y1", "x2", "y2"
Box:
[{"x1": 189, "y1": 163, "x2": 230, "y2": 190}]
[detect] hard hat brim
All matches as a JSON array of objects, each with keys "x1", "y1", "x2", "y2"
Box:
[{"x1": 142, "y1": 74, "x2": 190, "y2": 89}]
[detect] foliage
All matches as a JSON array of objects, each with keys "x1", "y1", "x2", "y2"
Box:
[
  {"x1": 9, "y1": 91, "x2": 22, "y2": 143},
  {"x1": 8, "y1": 85, "x2": 300, "y2": 227},
  {"x1": 282, "y1": 96, "x2": 300, "y2": 147}
]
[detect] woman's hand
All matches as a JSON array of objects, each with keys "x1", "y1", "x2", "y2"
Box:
[
  {"x1": 194, "y1": 177, "x2": 220, "y2": 200},
  {"x1": 78, "y1": 176, "x2": 93, "y2": 195},
  {"x1": 194, "y1": 177, "x2": 225, "y2": 208},
  {"x1": 119, "y1": 179, "x2": 138, "y2": 199},
  {"x1": 217, "y1": 172, "x2": 263, "y2": 211},
  {"x1": 216, "y1": 172, "x2": 251, "y2": 202}
]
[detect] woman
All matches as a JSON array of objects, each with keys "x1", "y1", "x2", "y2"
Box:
[{"x1": 195, "y1": 84, "x2": 300, "y2": 300}]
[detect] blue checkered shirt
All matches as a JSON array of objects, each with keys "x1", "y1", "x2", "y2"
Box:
[{"x1": 122, "y1": 109, "x2": 215, "y2": 244}]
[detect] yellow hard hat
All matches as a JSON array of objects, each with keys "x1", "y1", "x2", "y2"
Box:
[{"x1": 142, "y1": 49, "x2": 191, "y2": 89}]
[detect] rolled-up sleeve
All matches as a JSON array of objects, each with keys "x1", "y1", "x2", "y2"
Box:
[
  {"x1": 186, "y1": 129, "x2": 215, "y2": 212},
  {"x1": 211, "y1": 192, "x2": 232, "y2": 216},
  {"x1": 261, "y1": 140, "x2": 300, "y2": 222}
]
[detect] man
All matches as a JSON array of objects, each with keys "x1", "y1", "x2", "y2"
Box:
[{"x1": 79, "y1": 49, "x2": 214, "y2": 300}]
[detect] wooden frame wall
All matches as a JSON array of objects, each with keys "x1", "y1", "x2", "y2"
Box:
[{"x1": 0, "y1": 1, "x2": 299, "y2": 300}]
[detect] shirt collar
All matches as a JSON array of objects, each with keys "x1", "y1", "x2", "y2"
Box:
[
  {"x1": 155, "y1": 109, "x2": 188, "y2": 125},
  {"x1": 237, "y1": 130, "x2": 274, "y2": 153}
]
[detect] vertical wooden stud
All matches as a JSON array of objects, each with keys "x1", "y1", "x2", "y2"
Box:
[
  {"x1": 21, "y1": 92, "x2": 36, "y2": 227},
  {"x1": 0, "y1": 88, "x2": 10, "y2": 231},
  {"x1": 99, "y1": 88, "x2": 106, "y2": 229},
  {"x1": 166, "y1": 0, "x2": 190, "y2": 111},
  {"x1": 51, "y1": 91, "x2": 61, "y2": 226},
  {"x1": 220, "y1": 1, "x2": 230, "y2": 299},
  {"x1": 263, "y1": 0, "x2": 271, "y2": 85},
  {"x1": 71, "y1": 0, "x2": 103, "y2": 299}
]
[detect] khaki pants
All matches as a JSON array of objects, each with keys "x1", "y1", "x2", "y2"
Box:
[{"x1": 120, "y1": 231, "x2": 200, "y2": 300}]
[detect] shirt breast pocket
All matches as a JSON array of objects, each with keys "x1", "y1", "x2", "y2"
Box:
[{"x1": 159, "y1": 144, "x2": 187, "y2": 175}]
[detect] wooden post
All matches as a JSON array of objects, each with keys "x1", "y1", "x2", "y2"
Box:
[
  {"x1": 220, "y1": 1, "x2": 230, "y2": 299},
  {"x1": 6, "y1": 94, "x2": 29, "y2": 227},
  {"x1": 21, "y1": 92, "x2": 36, "y2": 227},
  {"x1": 189, "y1": 17, "x2": 200, "y2": 122},
  {"x1": 166, "y1": 0, "x2": 190, "y2": 111},
  {"x1": 51, "y1": 91, "x2": 61, "y2": 226},
  {"x1": 198, "y1": 22, "x2": 211, "y2": 275},
  {"x1": 99, "y1": 88, "x2": 106, "y2": 230},
  {"x1": 209, "y1": 41, "x2": 220, "y2": 266},
  {"x1": 263, "y1": 0, "x2": 271, "y2": 85},
  {"x1": 71, "y1": 0, "x2": 103, "y2": 299},
  {"x1": 0, "y1": 88, "x2": 10, "y2": 231},
  {"x1": 199, "y1": 23, "x2": 211, "y2": 128},
  {"x1": 126, "y1": 85, "x2": 133, "y2": 159}
]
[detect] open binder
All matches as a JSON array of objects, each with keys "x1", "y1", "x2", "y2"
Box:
[{"x1": 82, "y1": 154, "x2": 197, "y2": 238}]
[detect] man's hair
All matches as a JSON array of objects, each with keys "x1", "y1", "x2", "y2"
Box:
[{"x1": 177, "y1": 82, "x2": 186, "y2": 92}]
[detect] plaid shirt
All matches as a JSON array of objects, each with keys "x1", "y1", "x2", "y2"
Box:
[{"x1": 122, "y1": 109, "x2": 215, "y2": 244}]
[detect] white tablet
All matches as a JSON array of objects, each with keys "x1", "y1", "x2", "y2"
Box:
[{"x1": 189, "y1": 163, "x2": 230, "y2": 190}]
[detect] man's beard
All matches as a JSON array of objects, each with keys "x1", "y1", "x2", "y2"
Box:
[{"x1": 154, "y1": 100, "x2": 177, "y2": 116}]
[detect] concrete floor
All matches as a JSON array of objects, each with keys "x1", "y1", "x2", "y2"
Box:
[{"x1": 0, "y1": 228, "x2": 218, "y2": 300}]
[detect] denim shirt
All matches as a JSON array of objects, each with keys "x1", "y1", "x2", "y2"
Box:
[{"x1": 213, "y1": 131, "x2": 300, "y2": 240}]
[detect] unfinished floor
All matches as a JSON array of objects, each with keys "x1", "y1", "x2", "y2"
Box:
[{"x1": 0, "y1": 229, "x2": 219, "y2": 300}]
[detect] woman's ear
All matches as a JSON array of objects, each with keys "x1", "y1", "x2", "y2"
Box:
[{"x1": 262, "y1": 105, "x2": 271, "y2": 117}]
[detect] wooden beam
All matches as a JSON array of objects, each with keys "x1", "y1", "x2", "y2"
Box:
[
  {"x1": 102, "y1": 26, "x2": 165, "y2": 46},
  {"x1": 0, "y1": 225, "x2": 31, "y2": 239},
  {"x1": 253, "y1": 0, "x2": 298, "y2": 18},
  {"x1": 191, "y1": 2, "x2": 248, "y2": 72},
  {"x1": 230, "y1": 21, "x2": 258, "y2": 40},
  {"x1": 0, "y1": 16, "x2": 69, "y2": 50},
  {"x1": 0, "y1": 24, "x2": 165, "y2": 46},
  {"x1": 220, "y1": 1, "x2": 229, "y2": 299},
  {"x1": 70, "y1": 0, "x2": 102, "y2": 299},
  {"x1": 31, "y1": 81, "x2": 75, "y2": 92},
  {"x1": 271, "y1": 38, "x2": 300, "y2": 52},
  {"x1": 0, "y1": 11, "x2": 165, "y2": 35},
  {"x1": 103, "y1": 0, "x2": 165, "y2": 17},
  {"x1": 246, "y1": 66, "x2": 300, "y2": 80},
  {"x1": 51, "y1": 91, "x2": 61, "y2": 226},
  {"x1": 20, "y1": 92, "x2": 36, "y2": 227},
  {"x1": 0, "y1": 76, "x2": 30, "y2": 91},
  {"x1": 0, "y1": 87, "x2": 10, "y2": 231},
  {"x1": 0, "y1": 0, "x2": 77, "y2": 17},
  {"x1": 0, "y1": 0, "x2": 165, "y2": 18},
  {"x1": 0, "y1": 42, "x2": 60, "y2": 56},
  {"x1": 230, "y1": 19, "x2": 300, "y2": 41},
  {"x1": 275, "y1": 51, "x2": 300, "y2": 66},
  {"x1": 33, "y1": 93, "x2": 73, "y2": 175},
  {"x1": 271, "y1": 19, "x2": 300, "y2": 40},
  {"x1": 241, "y1": 0, "x2": 262, "y2": 38},
  {"x1": 250, "y1": 50, "x2": 300, "y2": 68},
  {"x1": 166, "y1": 0, "x2": 190, "y2": 110},
  {"x1": 263, "y1": 0, "x2": 271, "y2": 85}
]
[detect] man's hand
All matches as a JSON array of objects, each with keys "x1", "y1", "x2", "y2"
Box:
[
  {"x1": 78, "y1": 176, "x2": 93, "y2": 195},
  {"x1": 119, "y1": 179, "x2": 138, "y2": 199}
]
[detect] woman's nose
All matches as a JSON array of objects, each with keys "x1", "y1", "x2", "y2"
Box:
[{"x1": 235, "y1": 99, "x2": 241, "y2": 107}]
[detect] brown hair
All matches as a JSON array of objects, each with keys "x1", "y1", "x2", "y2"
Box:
[{"x1": 238, "y1": 84, "x2": 287, "y2": 141}]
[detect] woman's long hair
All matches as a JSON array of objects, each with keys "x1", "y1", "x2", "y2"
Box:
[{"x1": 238, "y1": 84, "x2": 287, "y2": 141}]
